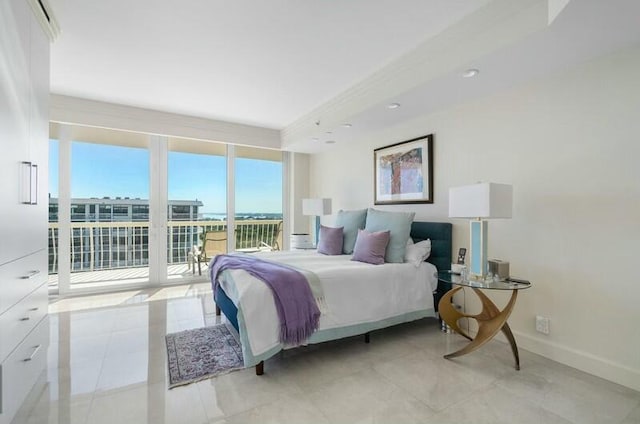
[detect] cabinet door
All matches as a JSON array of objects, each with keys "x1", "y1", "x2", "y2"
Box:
[
  {"x1": 0, "y1": 0, "x2": 32, "y2": 266},
  {"x1": 0, "y1": 316, "x2": 49, "y2": 424},
  {"x1": 25, "y1": 2, "x2": 51, "y2": 258}
]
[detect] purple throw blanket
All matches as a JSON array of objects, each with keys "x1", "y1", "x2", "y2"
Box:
[{"x1": 209, "y1": 254, "x2": 320, "y2": 345}]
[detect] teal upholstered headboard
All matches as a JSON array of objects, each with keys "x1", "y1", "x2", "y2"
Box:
[{"x1": 410, "y1": 221, "x2": 452, "y2": 272}]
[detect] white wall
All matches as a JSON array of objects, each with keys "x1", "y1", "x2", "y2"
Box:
[
  {"x1": 289, "y1": 153, "x2": 311, "y2": 235},
  {"x1": 309, "y1": 46, "x2": 640, "y2": 391}
]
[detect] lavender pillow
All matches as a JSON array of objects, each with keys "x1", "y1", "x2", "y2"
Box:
[
  {"x1": 351, "y1": 229, "x2": 390, "y2": 265},
  {"x1": 317, "y1": 225, "x2": 344, "y2": 255}
]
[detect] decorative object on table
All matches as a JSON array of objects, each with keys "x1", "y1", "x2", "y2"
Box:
[
  {"x1": 450, "y1": 247, "x2": 467, "y2": 275},
  {"x1": 302, "y1": 198, "x2": 332, "y2": 246},
  {"x1": 290, "y1": 233, "x2": 313, "y2": 249},
  {"x1": 374, "y1": 134, "x2": 433, "y2": 205},
  {"x1": 457, "y1": 247, "x2": 467, "y2": 264},
  {"x1": 448, "y1": 182, "x2": 513, "y2": 277},
  {"x1": 165, "y1": 324, "x2": 244, "y2": 388},
  {"x1": 450, "y1": 263, "x2": 466, "y2": 275},
  {"x1": 488, "y1": 259, "x2": 510, "y2": 280}
]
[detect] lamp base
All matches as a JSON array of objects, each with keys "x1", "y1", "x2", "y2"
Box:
[
  {"x1": 469, "y1": 219, "x2": 488, "y2": 277},
  {"x1": 315, "y1": 216, "x2": 321, "y2": 245}
]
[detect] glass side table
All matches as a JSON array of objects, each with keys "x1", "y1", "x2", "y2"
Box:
[{"x1": 437, "y1": 271, "x2": 531, "y2": 370}]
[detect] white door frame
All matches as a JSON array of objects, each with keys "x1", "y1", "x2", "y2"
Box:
[{"x1": 149, "y1": 135, "x2": 168, "y2": 284}]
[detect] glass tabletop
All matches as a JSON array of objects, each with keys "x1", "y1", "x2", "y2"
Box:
[{"x1": 438, "y1": 271, "x2": 531, "y2": 290}]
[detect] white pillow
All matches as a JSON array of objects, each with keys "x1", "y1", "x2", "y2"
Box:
[{"x1": 404, "y1": 239, "x2": 431, "y2": 267}]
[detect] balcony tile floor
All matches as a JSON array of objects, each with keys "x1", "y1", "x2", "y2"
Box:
[
  {"x1": 15, "y1": 284, "x2": 640, "y2": 424},
  {"x1": 48, "y1": 263, "x2": 209, "y2": 291}
]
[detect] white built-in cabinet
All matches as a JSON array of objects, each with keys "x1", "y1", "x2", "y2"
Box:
[
  {"x1": 0, "y1": 0, "x2": 51, "y2": 423},
  {"x1": 0, "y1": 0, "x2": 49, "y2": 265}
]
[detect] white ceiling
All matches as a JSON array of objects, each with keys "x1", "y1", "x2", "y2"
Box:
[
  {"x1": 49, "y1": 0, "x2": 640, "y2": 152},
  {"x1": 283, "y1": 0, "x2": 640, "y2": 153},
  {"x1": 49, "y1": 0, "x2": 490, "y2": 129}
]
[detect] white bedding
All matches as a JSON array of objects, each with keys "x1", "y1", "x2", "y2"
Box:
[{"x1": 218, "y1": 250, "x2": 438, "y2": 358}]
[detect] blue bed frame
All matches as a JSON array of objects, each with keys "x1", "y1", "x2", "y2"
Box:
[{"x1": 213, "y1": 221, "x2": 452, "y2": 374}]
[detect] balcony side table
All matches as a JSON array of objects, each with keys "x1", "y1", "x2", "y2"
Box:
[{"x1": 437, "y1": 271, "x2": 531, "y2": 370}]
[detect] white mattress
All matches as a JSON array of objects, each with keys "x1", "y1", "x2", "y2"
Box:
[{"x1": 218, "y1": 250, "x2": 439, "y2": 358}]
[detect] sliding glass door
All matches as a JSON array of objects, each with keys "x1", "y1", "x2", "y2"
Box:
[
  {"x1": 167, "y1": 137, "x2": 226, "y2": 282},
  {"x1": 69, "y1": 138, "x2": 150, "y2": 289},
  {"x1": 234, "y1": 146, "x2": 283, "y2": 251},
  {"x1": 48, "y1": 139, "x2": 59, "y2": 291},
  {"x1": 49, "y1": 126, "x2": 152, "y2": 293}
]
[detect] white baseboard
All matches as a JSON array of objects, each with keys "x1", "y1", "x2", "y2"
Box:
[
  {"x1": 513, "y1": 330, "x2": 640, "y2": 392},
  {"x1": 456, "y1": 324, "x2": 640, "y2": 392}
]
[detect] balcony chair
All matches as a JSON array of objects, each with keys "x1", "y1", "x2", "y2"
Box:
[
  {"x1": 193, "y1": 230, "x2": 227, "y2": 276},
  {"x1": 259, "y1": 220, "x2": 283, "y2": 251}
]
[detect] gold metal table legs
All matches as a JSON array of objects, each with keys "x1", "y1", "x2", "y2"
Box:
[{"x1": 438, "y1": 286, "x2": 521, "y2": 370}]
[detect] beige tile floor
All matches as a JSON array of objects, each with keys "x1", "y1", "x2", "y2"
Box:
[{"x1": 16, "y1": 283, "x2": 640, "y2": 424}]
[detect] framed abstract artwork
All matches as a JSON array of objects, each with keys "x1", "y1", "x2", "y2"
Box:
[{"x1": 374, "y1": 134, "x2": 433, "y2": 205}]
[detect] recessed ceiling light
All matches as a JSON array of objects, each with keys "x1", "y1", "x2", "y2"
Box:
[
  {"x1": 342, "y1": 123, "x2": 352, "y2": 128},
  {"x1": 387, "y1": 102, "x2": 401, "y2": 109},
  {"x1": 325, "y1": 140, "x2": 336, "y2": 144},
  {"x1": 462, "y1": 68, "x2": 480, "y2": 78},
  {"x1": 311, "y1": 137, "x2": 319, "y2": 141},
  {"x1": 326, "y1": 131, "x2": 333, "y2": 135}
]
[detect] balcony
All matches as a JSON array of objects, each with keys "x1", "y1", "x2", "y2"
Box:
[{"x1": 48, "y1": 219, "x2": 282, "y2": 290}]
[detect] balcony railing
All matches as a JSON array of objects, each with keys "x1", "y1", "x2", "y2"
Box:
[{"x1": 48, "y1": 219, "x2": 282, "y2": 274}]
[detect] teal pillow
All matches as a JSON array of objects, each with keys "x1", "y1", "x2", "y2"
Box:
[
  {"x1": 335, "y1": 209, "x2": 367, "y2": 254},
  {"x1": 364, "y1": 208, "x2": 415, "y2": 263}
]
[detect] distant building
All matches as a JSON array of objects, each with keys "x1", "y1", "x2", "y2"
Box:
[
  {"x1": 48, "y1": 197, "x2": 204, "y2": 272},
  {"x1": 48, "y1": 197, "x2": 203, "y2": 222}
]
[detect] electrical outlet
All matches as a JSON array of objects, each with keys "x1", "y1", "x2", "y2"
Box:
[{"x1": 535, "y1": 315, "x2": 550, "y2": 334}]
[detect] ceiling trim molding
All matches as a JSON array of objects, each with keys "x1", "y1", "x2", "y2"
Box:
[
  {"x1": 26, "y1": 0, "x2": 60, "y2": 41},
  {"x1": 281, "y1": 0, "x2": 547, "y2": 150}
]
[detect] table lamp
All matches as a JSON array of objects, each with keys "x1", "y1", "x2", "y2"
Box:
[
  {"x1": 449, "y1": 183, "x2": 512, "y2": 277},
  {"x1": 302, "y1": 198, "x2": 332, "y2": 246}
]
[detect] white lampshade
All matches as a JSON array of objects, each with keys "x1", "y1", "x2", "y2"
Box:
[
  {"x1": 302, "y1": 198, "x2": 332, "y2": 216},
  {"x1": 449, "y1": 183, "x2": 513, "y2": 219},
  {"x1": 448, "y1": 182, "x2": 513, "y2": 277}
]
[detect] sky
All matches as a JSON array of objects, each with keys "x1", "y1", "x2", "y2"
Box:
[{"x1": 49, "y1": 140, "x2": 283, "y2": 214}]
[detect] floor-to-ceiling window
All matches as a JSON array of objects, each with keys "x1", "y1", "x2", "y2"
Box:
[
  {"x1": 49, "y1": 125, "x2": 286, "y2": 294},
  {"x1": 167, "y1": 137, "x2": 227, "y2": 281},
  {"x1": 48, "y1": 126, "x2": 152, "y2": 293},
  {"x1": 48, "y1": 139, "x2": 59, "y2": 291},
  {"x1": 234, "y1": 146, "x2": 283, "y2": 250},
  {"x1": 69, "y1": 137, "x2": 150, "y2": 288}
]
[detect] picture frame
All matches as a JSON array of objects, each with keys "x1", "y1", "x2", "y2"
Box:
[{"x1": 374, "y1": 134, "x2": 433, "y2": 205}]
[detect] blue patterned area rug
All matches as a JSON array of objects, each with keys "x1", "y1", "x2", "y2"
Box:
[{"x1": 165, "y1": 324, "x2": 244, "y2": 388}]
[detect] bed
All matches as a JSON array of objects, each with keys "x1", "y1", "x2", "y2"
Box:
[{"x1": 211, "y1": 221, "x2": 452, "y2": 375}]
